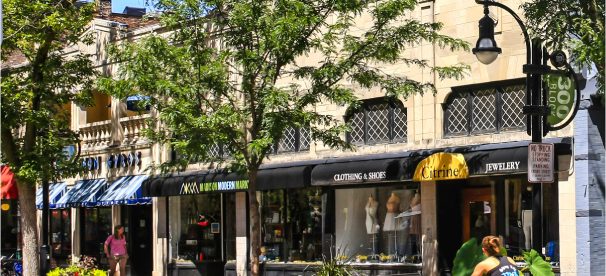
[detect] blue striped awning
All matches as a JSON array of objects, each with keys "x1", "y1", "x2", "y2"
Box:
[
  {"x1": 55, "y1": 179, "x2": 107, "y2": 208},
  {"x1": 36, "y1": 182, "x2": 67, "y2": 209},
  {"x1": 97, "y1": 175, "x2": 150, "y2": 206}
]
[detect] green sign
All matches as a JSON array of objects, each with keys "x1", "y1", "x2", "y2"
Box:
[{"x1": 546, "y1": 74, "x2": 576, "y2": 127}]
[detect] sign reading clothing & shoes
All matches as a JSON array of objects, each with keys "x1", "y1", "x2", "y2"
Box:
[{"x1": 528, "y1": 143, "x2": 554, "y2": 183}]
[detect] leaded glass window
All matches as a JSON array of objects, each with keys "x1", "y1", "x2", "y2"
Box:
[
  {"x1": 271, "y1": 127, "x2": 311, "y2": 154},
  {"x1": 346, "y1": 98, "x2": 408, "y2": 145},
  {"x1": 444, "y1": 81, "x2": 526, "y2": 136}
]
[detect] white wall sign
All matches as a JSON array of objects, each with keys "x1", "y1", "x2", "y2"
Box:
[{"x1": 528, "y1": 143, "x2": 554, "y2": 183}]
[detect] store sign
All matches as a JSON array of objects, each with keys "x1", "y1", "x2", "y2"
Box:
[
  {"x1": 528, "y1": 143, "x2": 554, "y2": 183},
  {"x1": 179, "y1": 179, "x2": 249, "y2": 195},
  {"x1": 485, "y1": 161, "x2": 521, "y2": 173},
  {"x1": 413, "y1": 153, "x2": 469, "y2": 182},
  {"x1": 546, "y1": 74, "x2": 576, "y2": 127},
  {"x1": 333, "y1": 171, "x2": 387, "y2": 182}
]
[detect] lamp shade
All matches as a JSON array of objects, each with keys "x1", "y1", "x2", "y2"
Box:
[{"x1": 472, "y1": 11, "x2": 502, "y2": 64}]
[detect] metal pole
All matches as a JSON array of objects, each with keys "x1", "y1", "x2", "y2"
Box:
[{"x1": 40, "y1": 179, "x2": 50, "y2": 275}]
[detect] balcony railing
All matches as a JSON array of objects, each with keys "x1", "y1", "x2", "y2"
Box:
[{"x1": 79, "y1": 114, "x2": 151, "y2": 151}]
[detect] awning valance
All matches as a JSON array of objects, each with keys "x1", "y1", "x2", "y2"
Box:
[
  {"x1": 1, "y1": 165, "x2": 18, "y2": 200},
  {"x1": 311, "y1": 158, "x2": 416, "y2": 186},
  {"x1": 55, "y1": 179, "x2": 107, "y2": 208},
  {"x1": 97, "y1": 175, "x2": 150, "y2": 206},
  {"x1": 36, "y1": 182, "x2": 67, "y2": 209},
  {"x1": 142, "y1": 165, "x2": 314, "y2": 197}
]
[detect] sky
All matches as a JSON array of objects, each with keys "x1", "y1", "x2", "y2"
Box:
[{"x1": 111, "y1": 0, "x2": 153, "y2": 13}]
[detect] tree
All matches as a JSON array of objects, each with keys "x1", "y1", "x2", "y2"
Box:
[
  {"x1": 521, "y1": 0, "x2": 605, "y2": 96},
  {"x1": 98, "y1": 0, "x2": 469, "y2": 275},
  {"x1": 1, "y1": 0, "x2": 96, "y2": 274}
]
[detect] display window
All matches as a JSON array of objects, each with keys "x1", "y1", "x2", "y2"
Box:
[
  {"x1": 173, "y1": 193, "x2": 236, "y2": 263},
  {"x1": 81, "y1": 207, "x2": 112, "y2": 261},
  {"x1": 0, "y1": 200, "x2": 21, "y2": 256},
  {"x1": 51, "y1": 209, "x2": 71, "y2": 263},
  {"x1": 504, "y1": 179, "x2": 559, "y2": 264},
  {"x1": 260, "y1": 187, "x2": 323, "y2": 263},
  {"x1": 334, "y1": 185, "x2": 421, "y2": 264}
]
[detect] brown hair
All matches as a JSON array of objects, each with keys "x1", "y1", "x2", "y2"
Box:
[
  {"x1": 113, "y1": 225, "x2": 124, "y2": 239},
  {"x1": 481, "y1": 235, "x2": 501, "y2": 256}
]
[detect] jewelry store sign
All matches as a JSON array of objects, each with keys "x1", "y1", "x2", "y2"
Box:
[{"x1": 528, "y1": 143, "x2": 554, "y2": 183}]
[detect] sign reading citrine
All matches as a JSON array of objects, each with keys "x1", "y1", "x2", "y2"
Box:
[{"x1": 413, "y1": 153, "x2": 469, "y2": 181}]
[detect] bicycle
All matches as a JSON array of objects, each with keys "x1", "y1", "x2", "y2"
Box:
[{"x1": 0, "y1": 254, "x2": 23, "y2": 276}]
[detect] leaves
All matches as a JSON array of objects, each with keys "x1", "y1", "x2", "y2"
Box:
[
  {"x1": 452, "y1": 238, "x2": 487, "y2": 276},
  {"x1": 522, "y1": 249, "x2": 554, "y2": 276},
  {"x1": 521, "y1": 0, "x2": 605, "y2": 95}
]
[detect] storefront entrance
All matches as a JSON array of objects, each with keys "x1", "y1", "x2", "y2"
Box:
[
  {"x1": 461, "y1": 187, "x2": 495, "y2": 242},
  {"x1": 121, "y1": 205, "x2": 153, "y2": 276}
]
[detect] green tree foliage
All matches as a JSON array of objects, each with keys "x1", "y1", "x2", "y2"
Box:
[
  {"x1": 1, "y1": 0, "x2": 96, "y2": 274},
  {"x1": 521, "y1": 0, "x2": 605, "y2": 95},
  {"x1": 98, "y1": 0, "x2": 469, "y2": 274}
]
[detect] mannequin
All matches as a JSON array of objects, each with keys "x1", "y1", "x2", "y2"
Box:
[
  {"x1": 365, "y1": 195, "x2": 380, "y2": 234},
  {"x1": 408, "y1": 192, "x2": 421, "y2": 235},
  {"x1": 521, "y1": 186, "x2": 533, "y2": 249},
  {"x1": 383, "y1": 192, "x2": 401, "y2": 231}
]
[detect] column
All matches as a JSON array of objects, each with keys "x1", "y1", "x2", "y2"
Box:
[
  {"x1": 152, "y1": 197, "x2": 168, "y2": 276},
  {"x1": 71, "y1": 208, "x2": 81, "y2": 260},
  {"x1": 421, "y1": 181, "x2": 438, "y2": 276},
  {"x1": 558, "y1": 171, "x2": 577, "y2": 275},
  {"x1": 235, "y1": 192, "x2": 248, "y2": 276}
]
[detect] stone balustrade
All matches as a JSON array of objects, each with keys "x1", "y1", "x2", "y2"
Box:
[{"x1": 79, "y1": 114, "x2": 151, "y2": 151}]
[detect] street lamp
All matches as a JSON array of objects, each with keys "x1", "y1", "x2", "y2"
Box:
[
  {"x1": 473, "y1": 0, "x2": 583, "y2": 257},
  {"x1": 472, "y1": 5, "x2": 502, "y2": 65}
]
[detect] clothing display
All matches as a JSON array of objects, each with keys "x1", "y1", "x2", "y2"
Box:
[
  {"x1": 365, "y1": 196, "x2": 380, "y2": 234},
  {"x1": 522, "y1": 209, "x2": 532, "y2": 249},
  {"x1": 383, "y1": 193, "x2": 401, "y2": 231}
]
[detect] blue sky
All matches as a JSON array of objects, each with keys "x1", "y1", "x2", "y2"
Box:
[{"x1": 111, "y1": 0, "x2": 153, "y2": 13}]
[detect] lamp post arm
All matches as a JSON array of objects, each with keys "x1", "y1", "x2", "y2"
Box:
[{"x1": 475, "y1": 0, "x2": 531, "y2": 64}]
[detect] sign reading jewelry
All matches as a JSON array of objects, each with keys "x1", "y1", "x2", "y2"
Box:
[{"x1": 413, "y1": 153, "x2": 469, "y2": 181}]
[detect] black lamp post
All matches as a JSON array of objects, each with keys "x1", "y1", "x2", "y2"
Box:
[{"x1": 472, "y1": 0, "x2": 554, "y2": 254}]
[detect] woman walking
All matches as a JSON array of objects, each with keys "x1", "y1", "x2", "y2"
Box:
[
  {"x1": 104, "y1": 225, "x2": 128, "y2": 276},
  {"x1": 472, "y1": 236, "x2": 520, "y2": 276}
]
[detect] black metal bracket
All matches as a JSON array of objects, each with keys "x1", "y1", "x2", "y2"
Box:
[
  {"x1": 523, "y1": 64, "x2": 551, "y2": 74},
  {"x1": 523, "y1": 105, "x2": 550, "y2": 116}
]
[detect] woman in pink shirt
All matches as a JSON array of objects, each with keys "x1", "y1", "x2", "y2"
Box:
[{"x1": 104, "y1": 225, "x2": 128, "y2": 276}]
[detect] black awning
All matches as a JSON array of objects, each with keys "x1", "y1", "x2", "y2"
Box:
[
  {"x1": 142, "y1": 166, "x2": 313, "y2": 197},
  {"x1": 257, "y1": 166, "x2": 312, "y2": 190},
  {"x1": 311, "y1": 158, "x2": 412, "y2": 186},
  {"x1": 462, "y1": 138, "x2": 572, "y2": 176},
  {"x1": 464, "y1": 147, "x2": 528, "y2": 176}
]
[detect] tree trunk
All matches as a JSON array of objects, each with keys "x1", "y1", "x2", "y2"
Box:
[
  {"x1": 16, "y1": 179, "x2": 40, "y2": 276},
  {"x1": 247, "y1": 170, "x2": 261, "y2": 276}
]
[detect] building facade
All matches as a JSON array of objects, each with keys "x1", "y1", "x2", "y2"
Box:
[{"x1": 25, "y1": 0, "x2": 603, "y2": 275}]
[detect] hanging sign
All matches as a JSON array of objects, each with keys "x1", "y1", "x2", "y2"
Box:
[
  {"x1": 545, "y1": 73, "x2": 576, "y2": 128},
  {"x1": 528, "y1": 143, "x2": 554, "y2": 183},
  {"x1": 413, "y1": 153, "x2": 469, "y2": 182}
]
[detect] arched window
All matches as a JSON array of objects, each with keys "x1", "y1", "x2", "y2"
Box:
[
  {"x1": 443, "y1": 80, "x2": 526, "y2": 136},
  {"x1": 346, "y1": 98, "x2": 407, "y2": 145}
]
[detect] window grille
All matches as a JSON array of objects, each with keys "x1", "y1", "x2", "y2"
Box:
[
  {"x1": 272, "y1": 127, "x2": 311, "y2": 154},
  {"x1": 346, "y1": 98, "x2": 408, "y2": 145},
  {"x1": 444, "y1": 81, "x2": 526, "y2": 136}
]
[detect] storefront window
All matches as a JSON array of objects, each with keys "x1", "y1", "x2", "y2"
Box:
[
  {"x1": 260, "y1": 188, "x2": 323, "y2": 262},
  {"x1": 335, "y1": 186, "x2": 421, "y2": 263},
  {"x1": 51, "y1": 209, "x2": 71, "y2": 263},
  {"x1": 1, "y1": 200, "x2": 21, "y2": 256},
  {"x1": 82, "y1": 207, "x2": 112, "y2": 261},
  {"x1": 176, "y1": 193, "x2": 235, "y2": 262},
  {"x1": 504, "y1": 179, "x2": 559, "y2": 264}
]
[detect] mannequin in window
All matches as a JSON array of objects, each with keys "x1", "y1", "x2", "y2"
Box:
[
  {"x1": 521, "y1": 186, "x2": 533, "y2": 249},
  {"x1": 365, "y1": 195, "x2": 380, "y2": 234},
  {"x1": 383, "y1": 192, "x2": 401, "y2": 231}
]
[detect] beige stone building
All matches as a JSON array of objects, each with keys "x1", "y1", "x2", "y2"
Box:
[{"x1": 33, "y1": 1, "x2": 590, "y2": 275}]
